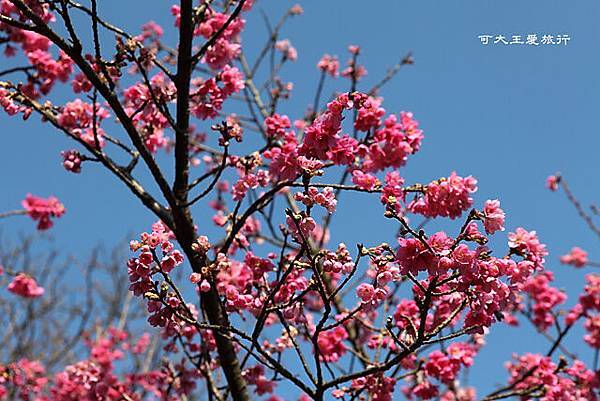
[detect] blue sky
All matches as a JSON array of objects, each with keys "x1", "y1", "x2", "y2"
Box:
[{"x1": 1, "y1": 0, "x2": 599, "y2": 397}]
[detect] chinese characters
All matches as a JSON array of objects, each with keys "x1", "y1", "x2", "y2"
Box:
[{"x1": 478, "y1": 34, "x2": 571, "y2": 46}]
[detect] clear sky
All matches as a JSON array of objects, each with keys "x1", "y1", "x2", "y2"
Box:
[{"x1": 1, "y1": 0, "x2": 599, "y2": 397}]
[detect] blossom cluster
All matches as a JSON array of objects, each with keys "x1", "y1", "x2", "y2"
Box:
[
  {"x1": 560, "y1": 246, "x2": 588, "y2": 268},
  {"x1": 504, "y1": 354, "x2": 596, "y2": 401},
  {"x1": 569, "y1": 274, "x2": 600, "y2": 349},
  {"x1": 170, "y1": 6, "x2": 246, "y2": 69},
  {"x1": 0, "y1": 1, "x2": 72, "y2": 97},
  {"x1": 57, "y1": 99, "x2": 110, "y2": 148},
  {"x1": 407, "y1": 172, "x2": 478, "y2": 219},
  {"x1": 21, "y1": 193, "x2": 65, "y2": 230},
  {"x1": 0, "y1": 328, "x2": 185, "y2": 400},
  {"x1": 7, "y1": 273, "x2": 44, "y2": 298}
]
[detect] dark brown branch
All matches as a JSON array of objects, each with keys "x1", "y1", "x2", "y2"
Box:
[{"x1": 173, "y1": 0, "x2": 194, "y2": 203}]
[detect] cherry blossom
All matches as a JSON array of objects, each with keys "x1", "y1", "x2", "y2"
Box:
[
  {"x1": 408, "y1": 172, "x2": 477, "y2": 219},
  {"x1": 560, "y1": 246, "x2": 588, "y2": 268},
  {"x1": 21, "y1": 194, "x2": 65, "y2": 230},
  {"x1": 60, "y1": 149, "x2": 82, "y2": 173},
  {"x1": 317, "y1": 54, "x2": 339, "y2": 77},
  {"x1": 482, "y1": 199, "x2": 505, "y2": 234},
  {"x1": 546, "y1": 174, "x2": 560, "y2": 191},
  {"x1": 7, "y1": 273, "x2": 44, "y2": 298}
]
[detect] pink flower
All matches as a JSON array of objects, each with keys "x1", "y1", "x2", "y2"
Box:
[
  {"x1": 341, "y1": 61, "x2": 367, "y2": 81},
  {"x1": 189, "y1": 272, "x2": 202, "y2": 284},
  {"x1": 327, "y1": 134, "x2": 358, "y2": 165},
  {"x1": 8, "y1": 273, "x2": 45, "y2": 298},
  {"x1": 348, "y1": 45, "x2": 360, "y2": 55},
  {"x1": 523, "y1": 271, "x2": 566, "y2": 331},
  {"x1": 408, "y1": 172, "x2": 477, "y2": 219},
  {"x1": 441, "y1": 388, "x2": 476, "y2": 401},
  {"x1": 546, "y1": 174, "x2": 559, "y2": 191},
  {"x1": 560, "y1": 247, "x2": 588, "y2": 268},
  {"x1": 57, "y1": 99, "x2": 110, "y2": 148},
  {"x1": 264, "y1": 135, "x2": 300, "y2": 180},
  {"x1": 575, "y1": 274, "x2": 600, "y2": 348},
  {"x1": 61, "y1": 149, "x2": 82, "y2": 173},
  {"x1": 300, "y1": 107, "x2": 345, "y2": 160},
  {"x1": 362, "y1": 112, "x2": 423, "y2": 172},
  {"x1": 22, "y1": 194, "x2": 66, "y2": 230},
  {"x1": 354, "y1": 96, "x2": 385, "y2": 132},
  {"x1": 286, "y1": 214, "x2": 316, "y2": 242},
  {"x1": 294, "y1": 187, "x2": 337, "y2": 213},
  {"x1": 131, "y1": 333, "x2": 151, "y2": 354},
  {"x1": 579, "y1": 274, "x2": 599, "y2": 312},
  {"x1": 122, "y1": 73, "x2": 174, "y2": 153},
  {"x1": 290, "y1": 4, "x2": 303, "y2": 14},
  {"x1": 482, "y1": 199, "x2": 505, "y2": 234},
  {"x1": 136, "y1": 20, "x2": 164, "y2": 41},
  {"x1": 1, "y1": 358, "x2": 47, "y2": 399},
  {"x1": 189, "y1": 68, "x2": 245, "y2": 121},
  {"x1": 197, "y1": 12, "x2": 245, "y2": 41},
  {"x1": 192, "y1": 235, "x2": 211, "y2": 254},
  {"x1": 275, "y1": 39, "x2": 297, "y2": 61},
  {"x1": 243, "y1": 365, "x2": 275, "y2": 395},
  {"x1": 25, "y1": 49, "x2": 73, "y2": 94},
  {"x1": 71, "y1": 73, "x2": 92, "y2": 93},
  {"x1": 583, "y1": 314, "x2": 600, "y2": 348},
  {"x1": 317, "y1": 327, "x2": 348, "y2": 362},
  {"x1": 242, "y1": 0, "x2": 256, "y2": 10},
  {"x1": 194, "y1": 12, "x2": 244, "y2": 70},
  {"x1": 351, "y1": 170, "x2": 379, "y2": 190},
  {"x1": 504, "y1": 354, "x2": 597, "y2": 399},
  {"x1": 356, "y1": 283, "x2": 375, "y2": 303},
  {"x1": 127, "y1": 223, "x2": 184, "y2": 301},
  {"x1": 396, "y1": 238, "x2": 430, "y2": 276},
  {"x1": 190, "y1": 78, "x2": 224, "y2": 120},
  {"x1": 393, "y1": 299, "x2": 420, "y2": 334},
  {"x1": 412, "y1": 380, "x2": 438, "y2": 400},
  {"x1": 160, "y1": 250, "x2": 184, "y2": 273},
  {"x1": 317, "y1": 54, "x2": 339, "y2": 77},
  {"x1": 219, "y1": 65, "x2": 245, "y2": 96},
  {"x1": 299, "y1": 92, "x2": 377, "y2": 163},
  {"x1": 203, "y1": 38, "x2": 241, "y2": 70},
  {"x1": 200, "y1": 279, "x2": 211, "y2": 293},
  {"x1": 380, "y1": 171, "x2": 405, "y2": 211},
  {"x1": 350, "y1": 373, "x2": 395, "y2": 401},
  {"x1": 264, "y1": 113, "x2": 291, "y2": 138},
  {"x1": 0, "y1": 87, "x2": 31, "y2": 116},
  {"x1": 322, "y1": 243, "x2": 354, "y2": 274},
  {"x1": 425, "y1": 351, "x2": 460, "y2": 384},
  {"x1": 508, "y1": 228, "x2": 548, "y2": 269}
]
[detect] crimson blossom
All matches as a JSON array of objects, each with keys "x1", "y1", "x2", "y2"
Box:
[{"x1": 0, "y1": 1, "x2": 598, "y2": 401}]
